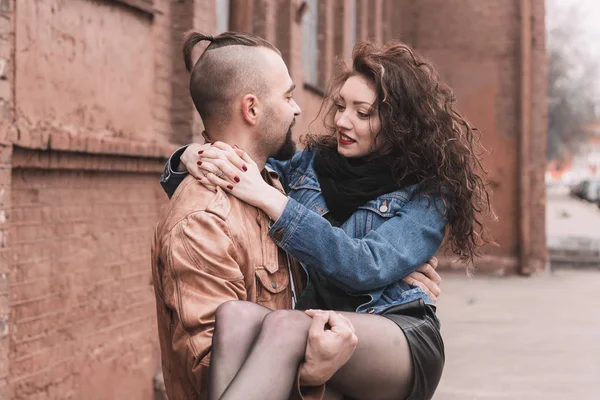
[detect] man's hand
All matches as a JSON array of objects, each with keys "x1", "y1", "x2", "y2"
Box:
[
  {"x1": 298, "y1": 310, "x2": 358, "y2": 387},
  {"x1": 402, "y1": 257, "x2": 442, "y2": 303}
]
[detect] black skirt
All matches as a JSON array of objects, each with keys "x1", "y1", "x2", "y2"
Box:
[{"x1": 379, "y1": 299, "x2": 445, "y2": 400}]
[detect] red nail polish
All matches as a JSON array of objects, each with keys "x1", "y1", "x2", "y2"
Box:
[
  {"x1": 211, "y1": 142, "x2": 215, "y2": 146},
  {"x1": 234, "y1": 176, "x2": 240, "y2": 183},
  {"x1": 227, "y1": 185, "x2": 233, "y2": 190},
  {"x1": 242, "y1": 165, "x2": 248, "y2": 172},
  {"x1": 198, "y1": 150, "x2": 203, "y2": 154},
  {"x1": 197, "y1": 161, "x2": 202, "y2": 165}
]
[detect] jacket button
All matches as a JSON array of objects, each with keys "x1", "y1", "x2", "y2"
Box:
[
  {"x1": 367, "y1": 307, "x2": 375, "y2": 314},
  {"x1": 273, "y1": 227, "x2": 284, "y2": 241},
  {"x1": 271, "y1": 281, "x2": 277, "y2": 289},
  {"x1": 379, "y1": 204, "x2": 388, "y2": 213}
]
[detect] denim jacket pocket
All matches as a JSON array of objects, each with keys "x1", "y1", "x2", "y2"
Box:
[
  {"x1": 358, "y1": 194, "x2": 409, "y2": 218},
  {"x1": 356, "y1": 195, "x2": 409, "y2": 233}
]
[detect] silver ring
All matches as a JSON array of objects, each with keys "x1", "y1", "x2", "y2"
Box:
[{"x1": 214, "y1": 168, "x2": 225, "y2": 179}]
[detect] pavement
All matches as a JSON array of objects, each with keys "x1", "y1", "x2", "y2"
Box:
[
  {"x1": 433, "y1": 186, "x2": 600, "y2": 399},
  {"x1": 546, "y1": 185, "x2": 600, "y2": 241},
  {"x1": 434, "y1": 269, "x2": 600, "y2": 399}
]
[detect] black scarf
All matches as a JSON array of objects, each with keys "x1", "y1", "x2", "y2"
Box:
[{"x1": 313, "y1": 147, "x2": 418, "y2": 224}]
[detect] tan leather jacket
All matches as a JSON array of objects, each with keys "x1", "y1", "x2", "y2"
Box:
[{"x1": 151, "y1": 172, "x2": 323, "y2": 400}]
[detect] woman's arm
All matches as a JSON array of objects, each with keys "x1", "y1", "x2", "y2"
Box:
[
  {"x1": 199, "y1": 148, "x2": 446, "y2": 294},
  {"x1": 267, "y1": 194, "x2": 447, "y2": 294}
]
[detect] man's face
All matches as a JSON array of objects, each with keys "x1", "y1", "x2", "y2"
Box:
[{"x1": 257, "y1": 51, "x2": 301, "y2": 160}]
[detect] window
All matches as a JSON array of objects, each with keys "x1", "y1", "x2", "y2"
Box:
[
  {"x1": 216, "y1": 0, "x2": 231, "y2": 34},
  {"x1": 303, "y1": 0, "x2": 319, "y2": 87}
]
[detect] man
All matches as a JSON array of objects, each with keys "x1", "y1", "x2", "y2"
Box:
[
  {"x1": 152, "y1": 31, "x2": 442, "y2": 400},
  {"x1": 152, "y1": 31, "x2": 361, "y2": 400}
]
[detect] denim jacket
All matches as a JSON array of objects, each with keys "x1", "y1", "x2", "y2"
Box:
[{"x1": 160, "y1": 147, "x2": 447, "y2": 312}]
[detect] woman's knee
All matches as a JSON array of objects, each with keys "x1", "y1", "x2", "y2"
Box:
[
  {"x1": 258, "y1": 310, "x2": 311, "y2": 347},
  {"x1": 214, "y1": 301, "x2": 266, "y2": 344}
]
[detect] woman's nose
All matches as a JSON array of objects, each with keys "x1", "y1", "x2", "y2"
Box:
[{"x1": 335, "y1": 112, "x2": 351, "y2": 129}]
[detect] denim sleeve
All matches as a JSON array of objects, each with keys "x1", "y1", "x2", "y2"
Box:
[
  {"x1": 268, "y1": 195, "x2": 447, "y2": 293},
  {"x1": 160, "y1": 145, "x2": 189, "y2": 199}
]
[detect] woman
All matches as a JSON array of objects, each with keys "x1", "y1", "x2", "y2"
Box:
[{"x1": 166, "y1": 41, "x2": 491, "y2": 400}]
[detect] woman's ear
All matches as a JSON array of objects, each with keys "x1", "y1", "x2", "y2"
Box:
[{"x1": 241, "y1": 94, "x2": 260, "y2": 126}]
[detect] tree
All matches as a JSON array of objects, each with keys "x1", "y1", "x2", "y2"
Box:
[{"x1": 547, "y1": 0, "x2": 600, "y2": 160}]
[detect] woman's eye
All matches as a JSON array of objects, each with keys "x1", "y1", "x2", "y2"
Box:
[
  {"x1": 358, "y1": 111, "x2": 370, "y2": 118},
  {"x1": 335, "y1": 103, "x2": 346, "y2": 111}
]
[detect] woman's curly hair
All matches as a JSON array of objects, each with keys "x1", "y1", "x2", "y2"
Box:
[{"x1": 305, "y1": 40, "x2": 494, "y2": 264}]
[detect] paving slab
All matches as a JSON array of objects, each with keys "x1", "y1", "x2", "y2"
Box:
[{"x1": 434, "y1": 269, "x2": 600, "y2": 399}]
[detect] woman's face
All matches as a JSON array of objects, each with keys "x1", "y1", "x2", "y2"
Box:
[{"x1": 333, "y1": 75, "x2": 382, "y2": 158}]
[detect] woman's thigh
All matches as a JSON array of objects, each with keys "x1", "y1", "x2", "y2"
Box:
[{"x1": 328, "y1": 312, "x2": 413, "y2": 400}]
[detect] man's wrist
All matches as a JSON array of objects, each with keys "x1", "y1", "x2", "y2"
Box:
[{"x1": 298, "y1": 364, "x2": 325, "y2": 387}]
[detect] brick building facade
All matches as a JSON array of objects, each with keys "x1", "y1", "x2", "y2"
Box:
[{"x1": 0, "y1": 0, "x2": 546, "y2": 398}]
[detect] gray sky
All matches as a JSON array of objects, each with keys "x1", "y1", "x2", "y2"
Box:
[{"x1": 548, "y1": 0, "x2": 600, "y2": 52}]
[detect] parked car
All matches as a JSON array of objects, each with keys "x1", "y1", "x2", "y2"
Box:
[
  {"x1": 570, "y1": 179, "x2": 600, "y2": 202},
  {"x1": 583, "y1": 180, "x2": 600, "y2": 202},
  {"x1": 570, "y1": 180, "x2": 587, "y2": 199}
]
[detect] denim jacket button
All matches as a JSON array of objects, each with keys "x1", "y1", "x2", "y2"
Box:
[
  {"x1": 273, "y1": 227, "x2": 284, "y2": 241},
  {"x1": 271, "y1": 281, "x2": 277, "y2": 289},
  {"x1": 379, "y1": 205, "x2": 388, "y2": 213},
  {"x1": 367, "y1": 307, "x2": 375, "y2": 314}
]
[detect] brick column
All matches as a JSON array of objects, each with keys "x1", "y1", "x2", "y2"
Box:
[
  {"x1": 229, "y1": 0, "x2": 253, "y2": 32},
  {"x1": 0, "y1": 0, "x2": 13, "y2": 393},
  {"x1": 356, "y1": 0, "x2": 369, "y2": 41},
  {"x1": 317, "y1": 1, "x2": 334, "y2": 88},
  {"x1": 526, "y1": 0, "x2": 547, "y2": 274}
]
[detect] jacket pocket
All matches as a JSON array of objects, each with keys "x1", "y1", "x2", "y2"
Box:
[{"x1": 255, "y1": 268, "x2": 290, "y2": 309}]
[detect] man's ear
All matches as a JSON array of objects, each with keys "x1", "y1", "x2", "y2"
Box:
[{"x1": 241, "y1": 94, "x2": 260, "y2": 126}]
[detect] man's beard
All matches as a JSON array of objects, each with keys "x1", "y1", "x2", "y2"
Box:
[{"x1": 272, "y1": 123, "x2": 297, "y2": 161}]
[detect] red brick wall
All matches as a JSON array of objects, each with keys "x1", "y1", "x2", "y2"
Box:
[
  {"x1": 15, "y1": 0, "x2": 156, "y2": 142},
  {"x1": 9, "y1": 150, "x2": 165, "y2": 400},
  {"x1": 0, "y1": 0, "x2": 14, "y2": 394},
  {"x1": 3, "y1": 0, "x2": 176, "y2": 398}
]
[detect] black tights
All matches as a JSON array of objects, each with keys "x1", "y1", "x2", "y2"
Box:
[{"x1": 208, "y1": 301, "x2": 414, "y2": 400}]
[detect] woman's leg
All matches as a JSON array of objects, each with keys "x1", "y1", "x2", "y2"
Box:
[
  {"x1": 219, "y1": 310, "x2": 414, "y2": 400},
  {"x1": 327, "y1": 311, "x2": 414, "y2": 400},
  {"x1": 219, "y1": 309, "x2": 314, "y2": 400},
  {"x1": 208, "y1": 301, "x2": 272, "y2": 400}
]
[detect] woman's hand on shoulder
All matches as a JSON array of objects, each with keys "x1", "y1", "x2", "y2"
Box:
[{"x1": 198, "y1": 142, "x2": 288, "y2": 218}]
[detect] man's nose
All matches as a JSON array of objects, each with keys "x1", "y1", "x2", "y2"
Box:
[{"x1": 292, "y1": 99, "x2": 301, "y2": 116}]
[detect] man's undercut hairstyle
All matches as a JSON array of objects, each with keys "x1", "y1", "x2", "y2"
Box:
[{"x1": 183, "y1": 31, "x2": 281, "y2": 129}]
